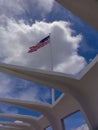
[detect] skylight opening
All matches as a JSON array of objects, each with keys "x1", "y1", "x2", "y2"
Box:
[
  {"x1": 45, "y1": 126, "x2": 52, "y2": 130},
  {"x1": 62, "y1": 111, "x2": 89, "y2": 130},
  {"x1": 0, "y1": 72, "x2": 62, "y2": 104},
  {"x1": 0, "y1": 103, "x2": 41, "y2": 117}
]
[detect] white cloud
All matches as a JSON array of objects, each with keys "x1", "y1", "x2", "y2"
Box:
[
  {"x1": 0, "y1": 0, "x2": 54, "y2": 17},
  {"x1": 72, "y1": 124, "x2": 89, "y2": 130},
  {"x1": 37, "y1": 0, "x2": 54, "y2": 13},
  {"x1": 0, "y1": 74, "x2": 13, "y2": 97},
  {"x1": 0, "y1": 73, "x2": 49, "y2": 102},
  {"x1": 0, "y1": 17, "x2": 86, "y2": 74},
  {"x1": 14, "y1": 120, "x2": 23, "y2": 124},
  {"x1": 17, "y1": 86, "x2": 40, "y2": 101},
  {"x1": 0, "y1": 73, "x2": 51, "y2": 113},
  {"x1": 0, "y1": 0, "x2": 25, "y2": 16}
]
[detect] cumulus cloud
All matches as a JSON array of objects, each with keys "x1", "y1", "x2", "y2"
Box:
[
  {"x1": 0, "y1": 17, "x2": 86, "y2": 74},
  {"x1": 72, "y1": 124, "x2": 89, "y2": 130}
]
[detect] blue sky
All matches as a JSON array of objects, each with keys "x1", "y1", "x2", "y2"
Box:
[{"x1": 0, "y1": 0, "x2": 98, "y2": 130}]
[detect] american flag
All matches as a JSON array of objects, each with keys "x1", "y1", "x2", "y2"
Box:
[{"x1": 28, "y1": 35, "x2": 50, "y2": 53}]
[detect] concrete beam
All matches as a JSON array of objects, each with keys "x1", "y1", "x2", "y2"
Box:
[
  {"x1": 0, "y1": 63, "x2": 78, "y2": 92},
  {"x1": 0, "y1": 56, "x2": 98, "y2": 129},
  {"x1": 0, "y1": 114, "x2": 42, "y2": 130},
  {"x1": 0, "y1": 99, "x2": 63, "y2": 130},
  {"x1": 56, "y1": 0, "x2": 98, "y2": 31},
  {"x1": 0, "y1": 122, "x2": 30, "y2": 130}
]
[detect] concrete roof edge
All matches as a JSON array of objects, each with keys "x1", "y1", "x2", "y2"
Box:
[
  {"x1": 0, "y1": 55, "x2": 98, "y2": 82},
  {"x1": 78, "y1": 55, "x2": 98, "y2": 79},
  {"x1": 0, "y1": 63, "x2": 78, "y2": 80}
]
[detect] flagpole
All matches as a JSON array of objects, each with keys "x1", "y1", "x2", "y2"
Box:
[{"x1": 49, "y1": 33, "x2": 55, "y2": 104}]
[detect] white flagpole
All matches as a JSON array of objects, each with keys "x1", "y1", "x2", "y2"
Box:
[{"x1": 49, "y1": 33, "x2": 55, "y2": 104}]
